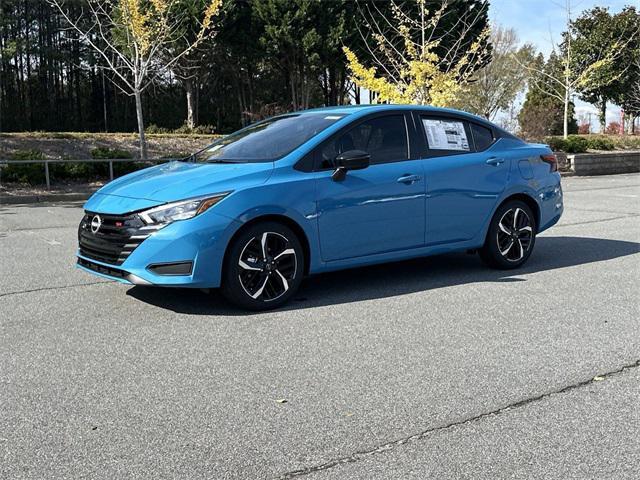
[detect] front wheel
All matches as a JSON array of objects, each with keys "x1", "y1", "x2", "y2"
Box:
[
  {"x1": 479, "y1": 200, "x2": 536, "y2": 269},
  {"x1": 221, "y1": 222, "x2": 304, "y2": 310}
]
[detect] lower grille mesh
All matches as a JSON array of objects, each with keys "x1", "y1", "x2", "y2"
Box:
[{"x1": 77, "y1": 257, "x2": 129, "y2": 279}]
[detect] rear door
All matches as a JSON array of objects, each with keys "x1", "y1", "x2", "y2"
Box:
[
  {"x1": 314, "y1": 113, "x2": 426, "y2": 262},
  {"x1": 415, "y1": 113, "x2": 510, "y2": 245}
]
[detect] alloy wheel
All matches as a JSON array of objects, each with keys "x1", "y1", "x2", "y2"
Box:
[
  {"x1": 237, "y1": 232, "x2": 297, "y2": 302},
  {"x1": 496, "y1": 207, "x2": 533, "y2": 262}
]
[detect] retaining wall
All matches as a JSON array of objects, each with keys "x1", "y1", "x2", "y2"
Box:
[{"x1": 568, "y1": 151, "x2": 640, "y2": 176}]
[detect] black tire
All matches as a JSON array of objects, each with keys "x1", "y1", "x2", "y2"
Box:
[
  {"x1": 479, "y1": 200, "x2": 536, "y2": 269},
  {"x1": 221, "y1": 221, "x2": 304, "y2": 310}
]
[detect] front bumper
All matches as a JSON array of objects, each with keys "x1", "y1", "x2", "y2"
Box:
[
  {"x1": 76, "y1": 210, "x2": 240, "y2": 288},
  {"x1": 77, "y1": 257, "x2": 153, "y2": 285}
]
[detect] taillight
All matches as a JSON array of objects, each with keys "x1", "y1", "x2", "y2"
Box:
[{"x1": 541, "y1": 154, "x2": 558, "y2": 172}]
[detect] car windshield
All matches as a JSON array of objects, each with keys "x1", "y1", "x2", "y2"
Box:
[{"x1": 193, "y1": 113, "x2": 346, "y2": 163}]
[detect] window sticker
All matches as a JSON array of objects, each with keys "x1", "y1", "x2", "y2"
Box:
[{"x1": 422, "y1": 118, "x2": 470, "y2": 151}]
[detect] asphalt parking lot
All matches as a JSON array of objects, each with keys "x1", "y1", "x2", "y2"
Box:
[{"x1": 1, "y1": 173, "x2": 639, "y2": 479}]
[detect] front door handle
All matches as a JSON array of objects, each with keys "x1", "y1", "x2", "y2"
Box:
[
  {"x1": 397, "y1": 174, "x2": 422, "y2": 184},
  {"x1": 486, "y1": 157, "x2": 505, "y2": 166}
]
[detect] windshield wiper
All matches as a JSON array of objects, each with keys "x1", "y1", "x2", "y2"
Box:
[
  {"x1": 179, "y1": 154, "x2": 248, "y2": 164},
  {"x1": 206, "y1": 158, "x2": 248, "y2": 164}
]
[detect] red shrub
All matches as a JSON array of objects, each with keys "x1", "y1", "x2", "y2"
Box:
[{"x1": 605, "y1": 122, "x2": 621, "y2": 135}]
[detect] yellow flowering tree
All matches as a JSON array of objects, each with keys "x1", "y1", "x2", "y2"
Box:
[
  {"x1": 343, "y1": 0, "x2": 490, "y2": 107},
  {"x1": 49, "y1": 0, "x2": 222, "y2": 158}
]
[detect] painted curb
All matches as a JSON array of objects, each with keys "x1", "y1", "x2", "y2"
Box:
[{"x1": 0, "y1": 192, "x2": 92, "y2": 205}]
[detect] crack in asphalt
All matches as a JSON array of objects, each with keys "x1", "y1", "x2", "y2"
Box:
[
  {"x1": 0, "y1": 280, "x2": 113, "y2": 298},
  {"x1": 277, "y1": 359, "x2": 640, "y2": 479},
  {"x1": 554, "y1": 213, "x2": 640, "y2": 228},
  {"x1": 564, "y1": 183, "x2": 640, "y2": 193},
  {"x1": 569, "y1": 207, "x2": 639, "y2": 216}
]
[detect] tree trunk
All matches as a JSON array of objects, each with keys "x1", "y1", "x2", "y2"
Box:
[
  {"x1": 0, "y1": 15, "x2": 4, "y2": 132},
  {"x1": 598, "y1": 99, "x2": 607, "y2": 133},
  {"x1": 185, "y1": 77, "x2": 196, "y2": 129},
  {"x1": 321, "y1": 69, "x2": 329, "y2": 106},
  {"x1": 338, "y1": 73, "x2": 347, "y2": 105},
  {"x1": 290, "y1": 71, "x2": 297, "y2": 110},
  {"x1": 134, "y1": 89, "x2": 148, "y2": 160},
  {"x1": 563, "y1": 89, "x2": 569, "y2": 139},
  {"x1": 0, "y1": 55, "x2": 3, "y2": 133},
  {"x1": 194, "y1": 83, "x2": 199, "y2": 127},
  {"x1": 102, "y1": 70, "x2": 108, "y2": 132}
]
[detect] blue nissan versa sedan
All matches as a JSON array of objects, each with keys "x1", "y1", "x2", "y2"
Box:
[{"x1": 77, "y1": 105, "x2": 563, "y2": 310}]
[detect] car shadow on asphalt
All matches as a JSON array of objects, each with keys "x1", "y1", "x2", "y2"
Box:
[{"x1": 126, "y1": 236, "x2": 640, "y2": 316}]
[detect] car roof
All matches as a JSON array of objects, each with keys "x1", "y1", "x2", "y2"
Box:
[
  {"x1": 295, "y1": 104, "x2": 517, "y2": 139},
  {"x1": 298, "y1": 104, "x2": 470, "y2": 116},
  {"x1": 297, "y1": 104, "x2": 494, "y2": 125}
]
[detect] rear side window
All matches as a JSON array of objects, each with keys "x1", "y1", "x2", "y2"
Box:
[
  {"x1": 320, "y1": 115, "x2": 408, "y2": 168},
  {"x1": 470, "y1": 123, "x2": 494, "y2": 151},
  {"x1": 420, "y1": 117, "x2": 471, "y2": 153}
]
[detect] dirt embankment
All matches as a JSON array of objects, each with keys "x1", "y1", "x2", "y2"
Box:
[{"x1": 0, "y1": 133, "x2": 219, "y2": 159}]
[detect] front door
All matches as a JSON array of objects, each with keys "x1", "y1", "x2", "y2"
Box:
[{"x1": 315, "y1": 114, "x2": 426, "y2": 262}]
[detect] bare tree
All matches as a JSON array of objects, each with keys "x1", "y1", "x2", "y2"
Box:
[
  {"x1": 621, "y1": 56, "x2": 640, "y2": 133},
  {"x1": 456, "y1": 26, "x2": 535, "y2": 120},
  {"x1": 515, "y1": 0, "x2": 635, "y2": 138},
  {"x1": 49, "y1": 0, "x2": 221, "y2": 158},
  {"x1": 163, "y1": 2, "x2": 224, "y2": 130}
]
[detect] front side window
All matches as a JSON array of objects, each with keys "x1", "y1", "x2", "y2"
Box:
[
  {"x1": 194, "y1": 113, "x2": 345, "y2": 163},
  {"x1": 320, "y1": 115, "x2": 408, "y2": 168}
]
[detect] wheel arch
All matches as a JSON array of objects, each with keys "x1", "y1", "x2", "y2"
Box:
[
  {"x1": 496, "y1": 193, "x2": 541, "y2": 231},
  {"x1": 223, "y1": 214, "x2": 312, "y2": 276}
]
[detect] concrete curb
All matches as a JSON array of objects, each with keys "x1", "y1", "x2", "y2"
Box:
[{"x1": 0, "y1": 192, "x2": 92, "y2": 205}]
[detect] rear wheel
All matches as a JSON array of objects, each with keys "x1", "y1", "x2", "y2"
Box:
[
  {"x1": 479, "y1": 200, "x2": 536, "y2": 269},
  {"x1": 221, "y1": 222, "x2": 304, "y2": 310}
]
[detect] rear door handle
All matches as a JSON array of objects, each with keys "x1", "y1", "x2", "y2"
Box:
[
  {"x1": 486, "y1": 157, "x2": 505, "y2": 166},
  {"x1": 397, "y1": 174, "x2": 422, "y2": 184}
]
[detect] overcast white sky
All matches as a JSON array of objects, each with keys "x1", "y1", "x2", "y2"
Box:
[{"x1": 489, "y1": 0, "x2": 636, "y2": 130}]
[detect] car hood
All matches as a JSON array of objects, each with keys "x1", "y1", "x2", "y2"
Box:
[{"x1": 84, "y1": 161, "x2": 273, "y2": 214}]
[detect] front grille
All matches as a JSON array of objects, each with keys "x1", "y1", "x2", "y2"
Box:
[{"x1": 78, "y1": 211, "x2": 159, "y2": 266}]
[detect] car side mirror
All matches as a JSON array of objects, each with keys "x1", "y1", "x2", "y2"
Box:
[{"x1": 332, "y1": 150, "x2": 370, "y2": 181}]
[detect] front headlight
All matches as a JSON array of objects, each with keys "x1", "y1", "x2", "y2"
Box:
[{"x1": 139, "y1": 192, "x2": 230, "y2": 225}]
